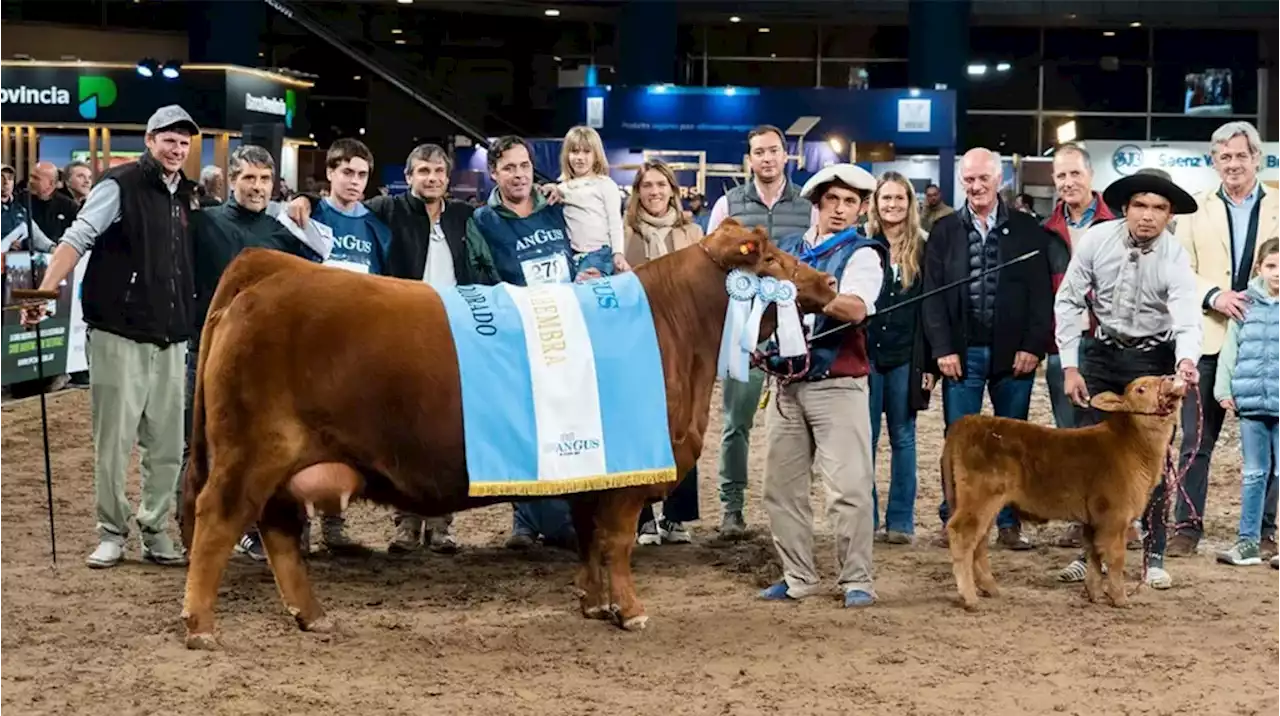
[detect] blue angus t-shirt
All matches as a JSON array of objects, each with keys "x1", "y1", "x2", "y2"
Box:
[{"x1": 314, "y1": 198, "x2": 390, "y2": 275}]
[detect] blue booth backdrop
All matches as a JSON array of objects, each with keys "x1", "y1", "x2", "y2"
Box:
[{"x1": 445, "y1": 85, "x2": 957, "y2": 208}]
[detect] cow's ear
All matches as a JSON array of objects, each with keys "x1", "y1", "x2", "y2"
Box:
[
  {"x1": 1089, "y1": 392, "x2": 1126, "y2": 413},
  {"x1": 724, "y1": 227, "x2": 767, "y2": 267}
]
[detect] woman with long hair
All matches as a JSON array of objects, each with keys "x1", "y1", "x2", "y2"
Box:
[
  {"x1": 865, "y1": 172, "x2": 935, "y2": 544},
  {"x1": 623, "y1": 160, "x2": 704, "y2": 544}
]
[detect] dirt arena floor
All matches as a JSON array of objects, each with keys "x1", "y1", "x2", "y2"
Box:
[{"x1": 2, "y1": 377, "x2": 1277, "y2": 715}]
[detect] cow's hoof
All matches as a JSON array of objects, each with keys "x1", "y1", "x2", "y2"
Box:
[
  {"x1": 620, "y1": 614, "x2": 649, "y2": 632},
  {"x1": 583, "y1": 604, "x2": 614, "y2": 620},
  {"x1": 959, "y1": 598, "x2": 979, "y2": 612},
  {"x1": 302, "y1": 615, "x2": 337, "y2": 633},
  {"x1": 185, "y1": 632, "x2": 219, "y2": 650},
  {"x1": 978, "y1": 585, "x2": 1000, "y2": 598}
]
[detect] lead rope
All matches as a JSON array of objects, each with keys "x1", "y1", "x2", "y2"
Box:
[{"x1": 1137, "y1": 380, "x2": 1203, "y2": 592}]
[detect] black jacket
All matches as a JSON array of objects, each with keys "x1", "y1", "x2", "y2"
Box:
[
  {"x1": 922, "y1": 204, "x2": 1053, "y2": 379},
  {"x1": 870, "y1": 247, "x2": 938, "y2": 414},
  {"x1": 23, "y1": 190, "x2": 80, "y2": 241},
  {"x1": 306, "y1": 193, "x2": 475, "y2": 284},
  {"x1": 80, "y1": 153, "x2": 197, "y2": 346},
  {"x1": 191, "y1": 198, "x2": 319, "y2": 330}
]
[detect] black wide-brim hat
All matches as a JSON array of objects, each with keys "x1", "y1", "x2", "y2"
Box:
[{"x1": 1102, "y1": 174, "x2": 1199, "y2": 216}]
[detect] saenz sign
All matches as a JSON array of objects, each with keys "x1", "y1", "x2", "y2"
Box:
[
  {"x1": 1091, "y1": 140, "x2": 1280, "y2": 195},
  {"x1": 0, "y1": 75, "x2": 117, "y2": 120}
]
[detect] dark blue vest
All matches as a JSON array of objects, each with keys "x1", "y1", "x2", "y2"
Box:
[
  {"x1": 776, "y1": 229, "x2": 888, "y2": 381},
  {"x1": 471, "y1": 202, "x2": 574, "y2": 286}
]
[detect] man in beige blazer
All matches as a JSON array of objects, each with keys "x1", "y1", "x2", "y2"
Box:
[{"x1": 1173, "y1": 120, "x2": 1280, "y2": 558}]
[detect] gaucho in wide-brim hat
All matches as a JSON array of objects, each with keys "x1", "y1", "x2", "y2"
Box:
[{"x1": 1102, "y1": 172, "x2": 1199, "y2": 216}]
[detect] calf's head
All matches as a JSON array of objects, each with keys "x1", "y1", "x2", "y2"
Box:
[
  {"x1": 703, "y1": 218, "x2": 838, "y2": 313},
  {"x1": 1090, "y1": 374, "x2": 1187, "y2": 418}
]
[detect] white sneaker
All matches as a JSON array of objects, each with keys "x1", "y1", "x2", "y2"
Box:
[
  {"x1": 1144, "y1": 566, "x2": 1173, "y2": 590},
  {"x1": 86, "y1": 539, "x2": 125, "y2": 569},
  {"x1": 658, "y1": 519, "x2": 692, "y2": 544}
]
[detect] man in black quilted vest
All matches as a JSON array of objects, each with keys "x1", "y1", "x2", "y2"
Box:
[
  {"x1": 922, "y1": 147, "x2": 1053, "y2": 551},
  {"x1": 705, "y1": 124, "x2": 817, "y2": 539},
  {"x1": 24, "y1": 105, "x2": 200, "y2": 569}
]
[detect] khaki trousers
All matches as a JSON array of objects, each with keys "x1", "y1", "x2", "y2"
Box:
[
  {"x1": 88, "y1": 329, "x2": 186, "y2": 540},
  {"x1": 763, "y1": 376, "x2": 875, "y2": 596}
]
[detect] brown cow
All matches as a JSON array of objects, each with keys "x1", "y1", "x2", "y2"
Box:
[
  {"x1": 941, "y1": 374, "x2": 1187, "y2": 610},
  {"x1": 179, "y1": 219, "x2": 838, "y2": 649}
]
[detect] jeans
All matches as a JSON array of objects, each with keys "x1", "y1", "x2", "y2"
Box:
[
  {"x1": 639, "y1": 467, "x2": 700, "y2": 526},
  {"x1": 938, "y1": 346, "x2": 1032, "y2": 530},
  {"x1": 1175, "y1": 354, "x2": 1277, "y2": 540},
  {"x1": 178, "y1": 336, "x2": 200, "y2": 515},
  {"x1": 572, "y1": 246, "x2": 616, "y2": 277},
  {"x1": 1237, "y1": 416, "x2": 1280, "y2": 543},
  {"x1": 868, "y1": 363, "x2": 918, "y2": 535},
  {"x1": 1075, "y1": 340, "x2": 1176, "y2": 565},
  {"x1": 1044, "y1": 353, "x2": 1075, "y2": 429},
  {"x1": 512, "y1": 500, "x2": 576, "y2": 543},
  {"x1": 717, "y1": 369, "x2": 765, "y2": 516}
]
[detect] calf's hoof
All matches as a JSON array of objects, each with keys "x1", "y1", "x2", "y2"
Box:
[
  {"x1": 1108, "y1": 595, "x2": 1130, "y2": 609},
  {"x1": 977, "y1": 585, "x2": 1000, "y2": 598},
  {"x1": 620, "y1": 614, "x2": 649, "y2": 632},
  {"x1": 185, "y1": 632, "x2": 219, "y2": 651},
  {"x1": 583, "y1": 604, "x2": 616, "y2": 621},
  {"x1": 302, "y1": 615, "x2": 337, "y2": 633},
  {"x1": 958, "y1": 596, "x2": 979, "y2": 612}
]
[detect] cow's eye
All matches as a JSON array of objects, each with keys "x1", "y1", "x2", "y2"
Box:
[
  {"x1": 765, "y1": 255, "x2": 777, "y2": 263},
  {"x1": 1137, "y1": 387, "x2": 1146, "y2": 394}
]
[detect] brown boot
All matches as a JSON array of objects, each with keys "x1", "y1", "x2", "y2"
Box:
[
  {"x1": 1056, "y1": 523, "x2": 1083, "y2": 548},
  {"x1": 1165, "y1": 533, "x2": 1198, "y2": 558},
  {"x1": 997, "y1": 526, "x2": 1033, "y2": 551},
  {"x1": 1261, "y1": 536, "x2": 1278, "y2": 560},
  {"x1": 388, "y1": 513, "x2": 424, "y2": 554}
]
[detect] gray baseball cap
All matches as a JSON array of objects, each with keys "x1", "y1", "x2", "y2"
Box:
[{"x1": 146, "y1": 105, "x2": 200, "y2": 136}]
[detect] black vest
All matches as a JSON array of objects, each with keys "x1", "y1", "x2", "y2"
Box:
[
  {"x1": 963, "y1": 202, "x2": 1004, "y2": 346},
  {"x1": 81, "y1": 154, "x2": 197, "y2": 346}
]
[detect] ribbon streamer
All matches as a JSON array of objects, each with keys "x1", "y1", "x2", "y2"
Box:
[
  {"x1": 718, "y1": 269, "x2": 759, "y2": 382},
  {"x1": 773, "y1": 280, "x2": 807, "y2": 358},
  {"x1": 740, "y1": 276, "x2": 780, "y2": 355}
]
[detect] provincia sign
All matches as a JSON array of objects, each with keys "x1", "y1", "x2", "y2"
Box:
[
  {"x1": 0, "y1": 75, "x2": 118, "y2": 120},
  {"x1": 1088, "y1": 140, "x2": 1280, "y2": 195}
]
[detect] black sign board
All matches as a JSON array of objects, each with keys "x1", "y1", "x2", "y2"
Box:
[{"x1": 0, "y1": 64, "x2": 310, "y2": 139}]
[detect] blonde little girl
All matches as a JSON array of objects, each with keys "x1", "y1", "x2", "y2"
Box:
[{"x1": 549, "y1": 125, "x2": 629, "y2": 276}]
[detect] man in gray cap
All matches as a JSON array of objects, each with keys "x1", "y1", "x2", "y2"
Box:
[{"x1": 23, "y1": 105, "x2": 201, "y2": 569}]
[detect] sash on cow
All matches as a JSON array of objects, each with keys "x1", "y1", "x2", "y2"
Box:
[{"x1": 438, "y1": 272, "x2": 677, "y2": 497}]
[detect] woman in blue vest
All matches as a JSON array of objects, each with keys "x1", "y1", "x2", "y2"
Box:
[
  {"x1": 865, "y1": 172, "x2": 936, "y2": 545},
  {"x1": 1215, "y1": 237, "x2": 1280, "y2": 568}
]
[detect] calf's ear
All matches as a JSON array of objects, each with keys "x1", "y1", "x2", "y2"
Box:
[{"x1": 1089, "y1": 392, "x2": 1127, "y2": 413}]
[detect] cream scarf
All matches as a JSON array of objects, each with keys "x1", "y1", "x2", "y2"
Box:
[{"x1": 636, "y1": 208, "x2": 678, "y2": 260}]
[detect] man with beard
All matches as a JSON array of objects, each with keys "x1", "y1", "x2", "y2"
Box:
[
  {"x1": 1053, "y1": 172, "x2": 1203, "y2": 589},
  {"x1": 185, "y1": 144, "x2": 330, "y2": 561},
  {"x1": 288, "y1": 143, "x2": 474, "y2": 554}
]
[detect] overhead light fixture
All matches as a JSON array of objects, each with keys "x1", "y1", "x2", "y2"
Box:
[
  {"x1": 1129, "y1": 21, "x2": 1142, "y2": 27},
  {"x1": 136, "y1": 58, "x2": 157, "y2": 78},
  {"x1": 758, "y1": 27, "x2": 770, "y2": 33},
  {"x1": 966, "y1": 63, "x2": 987, "y2": 76},
  {"x1": 908, "y1": 87, "x2": 921, "y2": 97},
  {"x1": 724, "y1": 86, "x2": 736, "y2": 96},
  {"x1": 359, "y1": 127, "x2": 366, "y2": 135},
  {"x1": 545, "y1": 8, "x2": 560, "y2": 16},
  {"x1": 391, "y1": 28, "x2": 403, "y2": 34},
  {"x1": 996, "y1": 62, "x2": 1011, "y2": 72},
  {"x1": 729, "y1": 15, "x2": 741, "y2": 23},
  {"x1": 1057, "y1": 119, "x2": 1078, "y2": 144},
  {"x1": 828, "y1": 137, "x2": 844, "y2": 154},
  {"x1": 395, "y1": 39, "x2": 406, "y2": 45},
  {"x1": 553, "y1": 55, "x2": 562, "y2": 61},
  {"x1": 258, "y1": 51, "x2": 265, "y2": 58},
  {"x1": 161, "y1": 60, "x2": 181, "y2": 79},
  {"x1": 770, "y1": 53, "x2": 777, "y2": 58},
  {"x1": 308, "y1": 132, "x2": 315, "y2": 139},
  {"x1": 1102, "y1": 31, "x2": 1116, "y2": 37},
  {"x1": 397, "y1": 0, "x2": 412, "y2": 4},
  {"x1": 353, "y1": 75, "x2": 361, "y2": 80}
]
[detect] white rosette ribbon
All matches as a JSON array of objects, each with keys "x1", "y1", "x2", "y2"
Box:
[
  {"x1": 740, "y1": 276, "x2": 780, "y2": 355},
  {"x1": 718, "y1": 269, "x2": 760, "y2": 382},
  {"x1": 773, "y1": 280, "x2": 807, "y2": 358}
]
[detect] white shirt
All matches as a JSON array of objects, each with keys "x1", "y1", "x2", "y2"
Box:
[
  {"x1": 422, "y1": 218, "x2": 457, "y2": 289},
  {"x1": 802, "y1": 227, "x2": 884, "y2": 315},
  {"x1": 1055, "y1": 219, "x2": 1201, "y2": 369},
  {"x1": 558, "y1": 175, "x2": 624, "y2": 254}
]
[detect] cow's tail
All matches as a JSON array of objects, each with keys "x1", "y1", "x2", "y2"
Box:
[
  {"x1": 180, "y1": 249, "x2": 290, "y2": 549},
  {"x1": 940, "y1": 438, "x2": 957, "y2": 527}
]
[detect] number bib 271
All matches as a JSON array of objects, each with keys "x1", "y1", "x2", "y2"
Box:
[{"x1": 520, "y1": 253, "x2": 570, "y2": 286}]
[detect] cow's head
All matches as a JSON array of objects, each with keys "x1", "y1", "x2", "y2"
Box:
[
  {"x1": 1090, "y1": 374, "x2": 1187, "y2": 417},
  {"x1": 703, "y1": 218, "x2": 838, "y2": 313}
]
